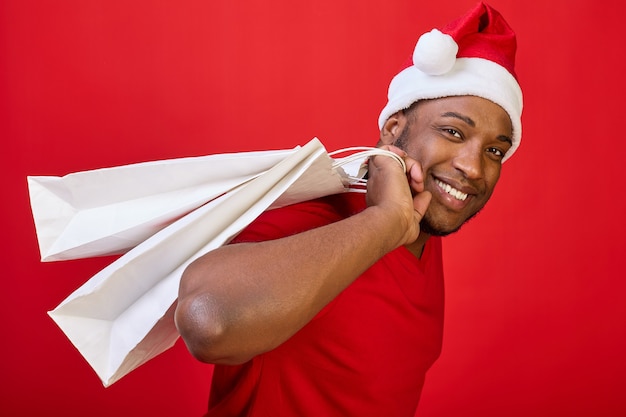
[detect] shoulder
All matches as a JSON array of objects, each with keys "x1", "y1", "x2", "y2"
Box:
[{"x1": 232, "y1": 193, "x2": 367, "y2": 243}]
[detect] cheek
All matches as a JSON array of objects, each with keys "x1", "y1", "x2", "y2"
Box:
[
  {"x1": 407, "y1": 140, "x2": 441, "y2": 166},
  {"x1": 486, "y1": 167, "x2": 502, "y2": 191},
  {"x1": 474, "y1": 171, "x2": 501, "y2": 208}
]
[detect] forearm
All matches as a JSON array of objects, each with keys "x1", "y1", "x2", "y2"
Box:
[{"x1": 175, "y1": 204, "x2": 406, "y2": 365}]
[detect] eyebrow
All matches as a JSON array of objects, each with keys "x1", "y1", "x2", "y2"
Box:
[
  {"x1": 441, "y1": 111, "x2": 475, "y2": 127},
  {"x1": 441, "y1": 111, "x2": 513, "y2": 147}
]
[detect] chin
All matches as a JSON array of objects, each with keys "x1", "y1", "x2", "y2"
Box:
[
  {"x1": 419, "y1": 217, "x2": 463, "y2": 237},
  {"x1": 420, "y1": 209, "x2": 480, "y2": 237}
]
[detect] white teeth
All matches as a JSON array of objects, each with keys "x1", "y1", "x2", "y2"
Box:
[{"x1": 435, "y1": 179, "x2": 468, "y2": 201}]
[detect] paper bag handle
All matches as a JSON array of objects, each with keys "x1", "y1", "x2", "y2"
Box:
[{"x1": 329, "y1": 147, "x2": 407, "y2": 193}]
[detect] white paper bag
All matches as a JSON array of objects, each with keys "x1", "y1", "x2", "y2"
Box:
[
  {"x1": 27, "y1": 148, "x2": 296, "y2": 261},
  {"x1": 39, "y1": 138, "x2": 404, "y2": 386}
]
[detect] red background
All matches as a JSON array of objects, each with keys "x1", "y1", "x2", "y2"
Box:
[{"x1": 2, "y1": 0, "x2": 625, "y2": 416}]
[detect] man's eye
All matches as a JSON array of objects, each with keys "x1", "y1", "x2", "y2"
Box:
[
  {"x1": 487, "y1": 147, "x2": 504, "y2": 158},
  {"x1": 444, "y1": 128, "x2": 461, "y2": 138}
]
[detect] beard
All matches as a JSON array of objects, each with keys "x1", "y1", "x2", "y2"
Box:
[
  {"x1": 419, "y1": 210, "x2": 480, "y2": 237},
  {"x1": 392, "y1": 124, "x2": 481, "y2": 237}
]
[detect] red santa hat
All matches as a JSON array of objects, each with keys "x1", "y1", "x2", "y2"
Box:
[{"x1": 378, "y1": 2, "x2": 523, "y2": 162}]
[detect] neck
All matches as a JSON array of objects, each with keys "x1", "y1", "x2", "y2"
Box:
[{"x1": 405, "y1": 232, "x2": 431, "y2": 259}]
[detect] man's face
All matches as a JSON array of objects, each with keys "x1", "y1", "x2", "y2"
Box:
[{"x1": 387, "y1": 96, "x2": 513, "y2": 236}]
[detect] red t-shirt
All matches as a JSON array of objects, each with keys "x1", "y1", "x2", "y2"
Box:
[{"x1": 206, "y1": 193, "x2": 444, "y2": 417}]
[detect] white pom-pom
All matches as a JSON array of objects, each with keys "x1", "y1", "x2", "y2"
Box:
[{"x1": 412, "y1": 29, "x2": 458, "y2": 75}]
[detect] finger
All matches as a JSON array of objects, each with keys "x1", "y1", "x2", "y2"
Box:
[
  {"x1": 370, "y1": 147, "x2": 407, "y2": 172},
  {"x1": 378, "y1": 144, "x2": 408, "y2": 158},
  {"x1": 413, "y1": 191, "x2": 432, "y2": 221},
  {"x1": 406, "y1": 160, "x2": 425, "y2": 193}
]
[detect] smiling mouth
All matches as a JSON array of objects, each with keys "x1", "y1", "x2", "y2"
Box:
[{"x1": 435, "y1": 179, "x2": 468, "y2": 201}]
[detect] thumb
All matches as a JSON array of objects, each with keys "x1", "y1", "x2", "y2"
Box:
[{"x1": 413, "y1": 191, "x2": 432, "y2": 221}]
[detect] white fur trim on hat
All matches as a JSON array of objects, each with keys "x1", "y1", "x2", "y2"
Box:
[{"x1": 378, "y1": 57, "x2": 523, "y2": 162}]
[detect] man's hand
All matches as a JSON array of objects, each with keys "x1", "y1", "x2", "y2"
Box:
[{"x1": 365, "y1": 145, "x2": 432, "y2": 247}]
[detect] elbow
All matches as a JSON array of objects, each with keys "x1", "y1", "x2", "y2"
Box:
[
  {"x1": 175, "y1": 292, "x2": 254, "y2": 366},
  {"x1": 175, "y1": 261, "x2": 229, "y2": 364},
  {"x1": 175, "y1": 259, "x2": 260, "y2": 365},
  {"x1": 175, "y1": 294, "x2": 229, "y2": 364}
]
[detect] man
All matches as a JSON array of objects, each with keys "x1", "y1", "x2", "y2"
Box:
[{"x1": 175, "y1": 2, "x2": 523, "y2": 416}]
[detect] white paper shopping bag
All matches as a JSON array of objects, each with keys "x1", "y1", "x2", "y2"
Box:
[
  {"x1": 39, "y1": 137, "x2": 405, "y2": 387},
  {"x1": 27, "y1": 147, "x2": 296, "y2": 262},
  {"x1": 47, "y1": 138, "x2": 352, "y2": 386}
]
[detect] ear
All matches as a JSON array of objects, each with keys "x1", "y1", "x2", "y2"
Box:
[{"x1": 378, "y1": 110, "x2": 408, "y2": 146}]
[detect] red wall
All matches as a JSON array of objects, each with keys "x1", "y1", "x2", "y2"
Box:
[{"x1": 3, "y1": 1, "x2": 625, "y2": 416}]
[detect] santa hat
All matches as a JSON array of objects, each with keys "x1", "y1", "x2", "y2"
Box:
[{"x1": 378, "y1": 2, "x2": 523, "y2": 162}]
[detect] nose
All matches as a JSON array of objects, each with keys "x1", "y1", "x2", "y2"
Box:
[{"x1": 452, "y1": 142, "x2": 484, "y2": 180}]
